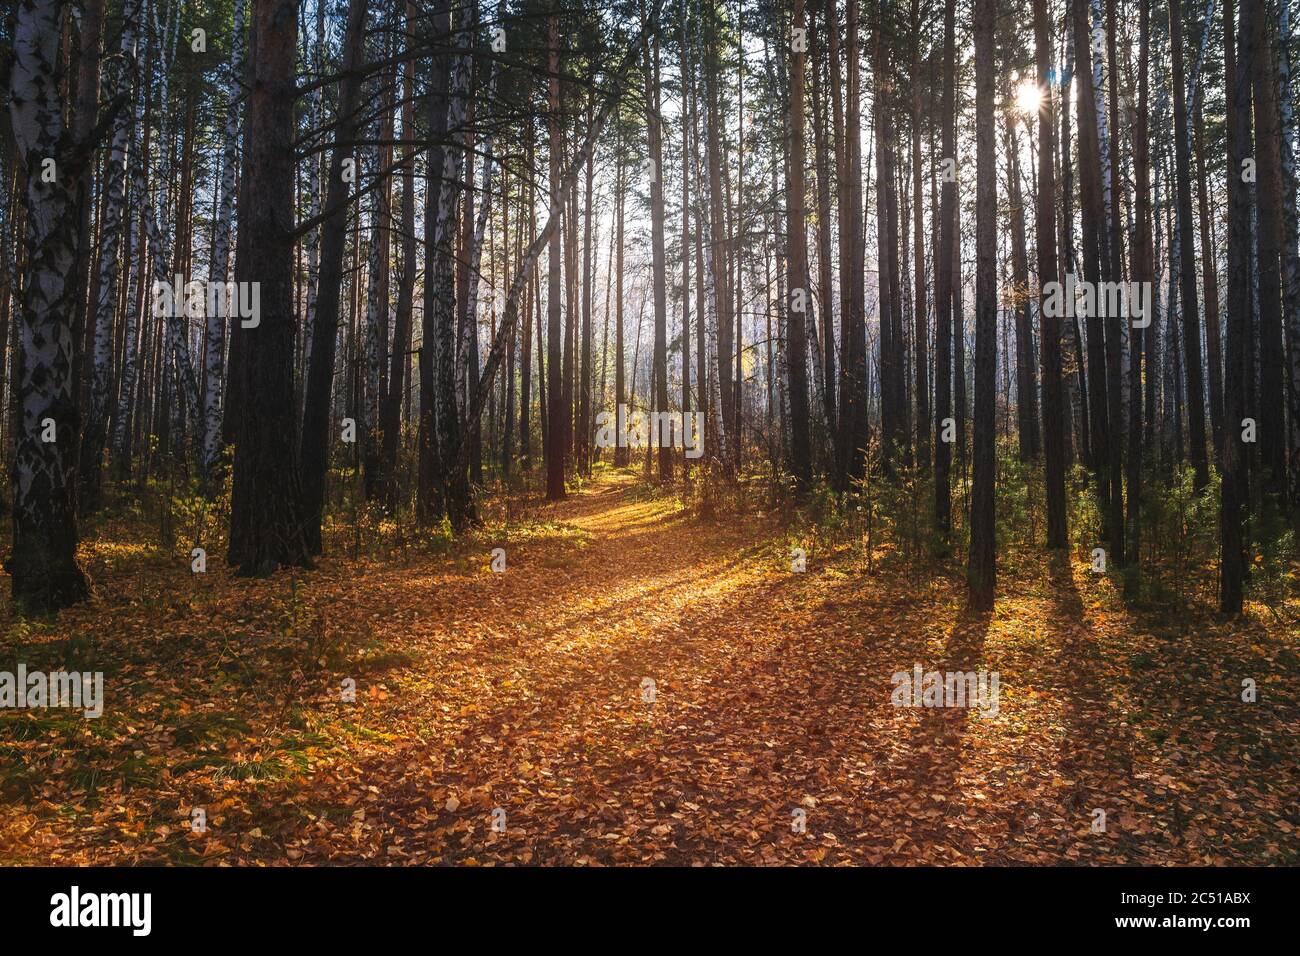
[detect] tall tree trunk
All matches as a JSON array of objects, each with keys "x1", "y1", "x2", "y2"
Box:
[
  {"x1": 613, "y1": 135, "x2": 627, "y2": 468},
  {"x1": 300, "y1": 0, "x2": 367, "y2": 549},
  {"x1": 1127, "y1": 0, "x2": 1154, "y2": 582},
  {"x1": 455, "y1": 8, "x2": 504, "y2": 487},
  {"x1": 110, "y1": 81, "x2": 151, "y2": 482},
  {"x1": 7, "y1": 0, "x2": 91, "y2": 609},
  {"x1": 934, "y1": 0, "x2": 956, "y2": 537},
  {"x1": 227, "y1": 0, "x2": 312, "y2": 575},
  {"x1": 1073, "y1": 0, "x2": 1113, "y2": 544},
  {"x1": 643, "y1": 0, "x2": 672, "y2": 482},
  {"x1": 520, "y1": 125, "x2": 536, "y2": 470},
  {"x1": 874, "y1": 13, "x2": 898, "y2": 473},
  {"x1": 1058, "y1": 34, "x2": 1087, "y2": 468},
  {"x1": 1171, "y1": 0, "x2": 1211, "y2": 488},
  {"x1": 1193, "y1": 84, "x2": 1226, "y2": 465},
  {"x1": 840, "y1": 0, "x2": 868, "y2": 483},
  {"x1": 679, "y1": 0, "x2": 693, "y2": 441},
  {"x1": 382, "y1": 0, "x2": 419, "y2": 510},
  {"x1": 1004, "y1": 107, "x2": 1040, "y2": 462},
  {"x1": 1035, "y1": 0, "x2": 1068, "y2": 549},
  {"x1": 300, "y1": 0, "x2": 326, "y2": 426},
  {"x1": 1222, "y1": 0, "x2": 1252, "y2": 613},
  {"x1": 969, "y1": 0, "x2": 997, "y2": 610},
  {"x1": 1278, "y1": 0, "x2": 1300, "y2": 518},
  {"x1": 690, "y1": 59, "x2": 709, "y2": 464},
  {"x1": 427, "y1": 1, "x2": 476, "y2": 529},
  {"x1": 68, "y1": 0, "x2": 105, "y2": 502},
  {"x1": 201, "y1": 0, "x2": 246, "y2": 484},
  {"x1": 79, "y1": 0, "x2": 140, "y2": 514},
  {"x1": 811, "y1": 1, "x2": 838, "y2": 449},
  {"x1": 783, "y1": 0, "x2": 813, "y2": 489},
  {"x1": 911, "y1": 0, "x2": 928, "y2": 474},
  {"x1": 361, "y1": 9, "x2": 397, "y2": 503},
  {"x1": 1100, "y1": 0, "x2": 1125, "y2": 567},
  {"x1": 545, "y1": 11, "x2": 565, "y2": 498},
  {"x1": 562, "y1": 172, "x2": 576, "y2": 474},
  {"x1": 415, "y1": 2, "x2": 452, "y2": 522},
  {"x1": 1252, "y1": 2, "x2": 1288, "y2": 491},
  {"x1": 705, "y1": 15, "x2": 735, "y2": 474},
  {"x1": 884, "y1": 59, "x2": 909, "y2": 470}
]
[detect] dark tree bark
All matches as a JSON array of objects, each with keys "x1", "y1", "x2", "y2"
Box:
[
  {"x1": 521, "y1": 124, "x2": 536, "y2": 470},
  {"x1": 643, "y1": 0, "x2": 672, "y2": 482},
  {"x1": 1004, "y1": 107, "x2": 1040, "y2": 462},
  {"x1": 1058, "y1": 31, "x2": 1088, "y2": 468},
  {"x1": 839, "y1": 0, "x2": 868, "y2": 483},
  {"x1": 1192, "y1": 85, "x2": 1225, "y2": 466},
  {"x1": 1222, "y1": 0, "x2": 1251, "y2": 613},
  {"x1": 69, "y1": 0, "x2": 105, "y2": 501},
  {"x1": 874, "y1": 13, "x2": 899, "y2": 473},
  {"x1": 300, "y1": 0, "x2": 367, "y2": 549},
  {"x1": 228, "y1": 0, "x2": 312, "y2": 576},
  {"x1": 784, "y1": 0, "x2": 813, "y2": 489},
  {"x1": 580, "y1": 94, "x2": 595, "y2": 477},
  {"x1": 911, "y1": 0, "x2": 929, "y2": 475},
  {"x1": 1073, "y1": 0, "x2": 1114, "y2": 556},
  {"x1": 1127, "y1": 0, "x2": 1154, "y2": 582},
  {"x1": 79, "y1": 0, "x2": 137, "y2": 515},
  {"x1": 545, "y1": 12, "x2": 565, "y2": 499},
  {"x1": 968, "y1": 0, "x2": 997, "y2": 610},
  {"x1": 1171, "y1": 0, "x2": 1210, "y2": 489},
  {"x1": 416, "y1": 3, "x2": 453, "y2": 522},
  {"x1": 934, "y1": 0, "x2": 956, "y2": 537},
  {"x1": 381, "y1": 0, "x2": 419, "y2": 510},
  {"x1": 1101, "y1": 0, "x2": 1125, "y2": 567},
  {"x1": 1252, "y1": 3, "x2": 1288, "y2": 491},
  {"x1": 1034, "y1": 0, "x2": 1068, "y2": 549}
]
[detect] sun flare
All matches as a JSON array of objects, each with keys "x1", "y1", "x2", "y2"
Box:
[{"x1": 1016, "y1": 79, "x2": 1044, "y2": 114}]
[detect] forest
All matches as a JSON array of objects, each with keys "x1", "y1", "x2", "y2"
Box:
[{"x1": 0, "y1": 0, "x2": 1296, "y2": 867}]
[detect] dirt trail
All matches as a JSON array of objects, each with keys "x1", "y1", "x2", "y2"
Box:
[{"x1": 271, "y1": 474, "x2": 1293, "y2": 865}]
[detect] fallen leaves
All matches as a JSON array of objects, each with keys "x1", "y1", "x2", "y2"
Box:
[{"x1": 1, "y1": 473, "x2": 1296, "y2": 866}]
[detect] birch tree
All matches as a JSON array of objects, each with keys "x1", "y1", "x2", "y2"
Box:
[
  {"x1": 79, "y1": 0, "x2": 141, "y2": 513},
  {"x1": 8, "y1": 0, "x2": 91, "y2": 609},
  {"x1": 202, "y1": 0, "x2": 247, "y2": 481}
]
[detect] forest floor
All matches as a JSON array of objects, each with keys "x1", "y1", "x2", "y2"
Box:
[{"x1": 1, "y1": 469, "x2": 1296, "y2": 865}]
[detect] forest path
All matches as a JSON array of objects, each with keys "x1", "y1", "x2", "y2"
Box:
[
  {"x1": 257, "y1": 470, "x2": 1291, "y2": 865},
  {"x1": 3, "y1": 471, "x2": 1293, "y2": 865}
]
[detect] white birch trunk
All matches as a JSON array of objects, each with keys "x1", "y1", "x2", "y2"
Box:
[
  {"x1": 84, "y1": 0, "x2": 140, "y2": 495},
  {"x1": 202, "y1": 0, "x2": 246, "y2": 474},
  {"x1": 430, "y1": 3, "x2": 476, "y2": 475},
  {"x1": 1089, "y1": 0, "x2": 1115, "y2": 260},
  {"x1": 9, "y1": 0, "x2": 90, "y2": 604}
]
